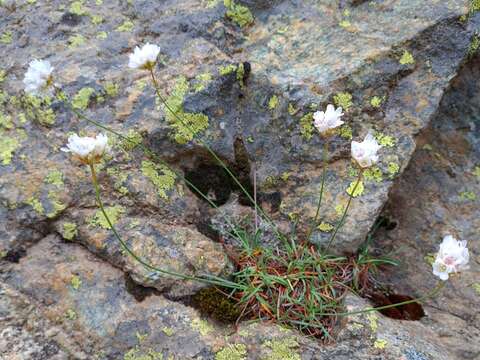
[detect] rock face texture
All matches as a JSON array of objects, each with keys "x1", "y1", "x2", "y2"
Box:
[{"x1": 0, "y1": 0, "x2": 479, "y2": 359}]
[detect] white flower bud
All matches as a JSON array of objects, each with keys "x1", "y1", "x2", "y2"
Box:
[{"x1": 61, "y1": 133, "x2": 109, "y2": 164}]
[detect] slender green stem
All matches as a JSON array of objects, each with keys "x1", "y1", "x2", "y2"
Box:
[
  {"x1": 88, "y1": 162, "x2": 244, "y2": 290},
  {"x1": 58, "y1": 89, "x2": 245, "y2": 241},
  {"x1": 147, "y1": 68, "x2": 286, "y2": 242},
  {"x1": 325, "y1": 168, "x2": 364, "y2": 252},
  {"x1": 306, "y1": 139, "x2": 329, "y2": 241},
  {"x1": 316, "y1": 281, "x2": 445, "y2": 317}
]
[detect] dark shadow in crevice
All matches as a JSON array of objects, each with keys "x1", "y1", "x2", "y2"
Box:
[
  {"x1": 124, "y1": 273, "x2": 161, "y2": 302},
  {"x1": 366, "y1": 292, "x2": 425, "y2": 320},
  {"x1": 3, "y1": 248, "x2": 27, "y2": 263}
]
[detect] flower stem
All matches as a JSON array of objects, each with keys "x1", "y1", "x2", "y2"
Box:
[
  {"x1": 88, "y1": 162, "x2": 244, "y2": 290},
  {"x1": 147, "y1": 68, "x2": 286, "y2": 243},
  {"x1": 319, "y1": 281, "x2": 445, "y2": 318},
  {"x1": 57, "y1": 88, "x2": 245, "y2": 240},
  {"x1": 325, "y1": 168, "x2": 364, "y2": 252},
  {"x1": 306, "y1": 139, "x2": 329, "y2": 241}
]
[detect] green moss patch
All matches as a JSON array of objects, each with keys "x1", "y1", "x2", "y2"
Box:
[
  {"x1": 299, "y1": 112, "x2": 314, "y2": 141},
  {"x1": 216, "y1": 344, "x2": 247, "y2": 360},
  {"x1": 334, "y1": 92, "x2": 353, "y2": 110},
  {"x1": 262, "y1": 337, "x2": 300, "y2": 360},
  {"x1": 72, "y1": 87, "x2": 95, "y2": 110}
]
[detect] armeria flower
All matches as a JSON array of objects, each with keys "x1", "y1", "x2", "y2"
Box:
[
  {"x1": 61, "y1": 133, "x2": 109, "y2": 164},
  {"x1": 23, "y1": 59, "x2": 54, "y2": 95},
  {"x1": 432, "y1": 235, "x2": 469, "y2": 281},
  {"x1": 313, "y1": 104, "x2": 344, "y2": 135},
  {"x1": 351, "y1": 132, "x2": 381, "y2": 168},
  {"x1": 128, "y1": 43, "x2": 160, "y2": 70}
]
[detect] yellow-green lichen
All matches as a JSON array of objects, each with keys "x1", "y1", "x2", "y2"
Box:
[
  {"x1": 69, "y1": 1, "x2": 87, "y2": 15},
  {"x1": 364, "y1": 166, "x2": 383, "y2": 183},
  {"x1": 21, "y1": 94, "x2": 56, "y2": 126},
  {"x1": 387, "y1": 162, "x2": 399, "y2": 178},
  {"x1": 317, "y1": 222, "x2": 334, "y2": 232},
  {"x1": 121, "y1": 129, "x2": 143, "y2": 151},
  {"x1": 335, "y1": 202, "x2": 346, "y2": 217},
  {"x1": 367, "y1": 313, "x2": 378, "y2": 332},
  {"x1": 162, "y1": 76, "x2": 209, "y2": 144},
  {"x1": 370, "y1": 96, "x2": 383, "y2": 108},
  {"x1": 474, "y1": 166, "x2": 480, "y2": 178},
  {"x1": 193, "y1": 72, "x2": 213, "y2": 92},
  {"x1": 215, "y1": 344, "x2": 247, "y2": 360},
  {"x1": 62, "y1": 222, "x2": 78, "y2": 240},
  {"x1": 334, "y1": 92, "x2": 353, "y2": 110},
  {"x1": 219, "y1": 64, "x2": 237, "y2": 75},
  {"x1": 162, "y1": 327, "x2": 174, "y2": 336},
  {"x1": 236, "y1": 63, "x2": 245, "y2": 87},
  {"x1": 399, "y1": 50, "x2": 415, "y2": 65},
  {"x1": 338, "y1": 124, "x2": 353, "y2": 140},
  {"x1": 472, "y1": 283, "x2": 480, "y2": 295},
  {"x1": 27, "y1": 197, "x2": 44, "y2": 215},
  {"x1": 136, "y1": 332, "x2": 148, "y2": 343},
  {"x1": 224, "y1": 0, "x2": 254, "y2": 27},
  {"x1": 191, "y1": 318, "x2": 214, "y2": 336},
  {"x1": 72, "y1": 87, "x2": 95, "y2": 110},
  {"x1": 468, "y1": 33, "x2": 480, "y2": 57},
  {"x1": 103, "y1": 81, "x2": 119, "y2": 97},
  {"x1": 65, "y1": 309, "x2": 77, "y2": 320},
  {"x1": 47, "y1": 190, "x2": 66, "y2": 218},
  {"x1": 471, "y1": 0, "x2": 480, "y2": 13},
  {"x1": 339, "y1": 19, "x2": 351, "y2": 28},
  {"x1": 262, "y1": 337, "x2": 300, "y2": 360},
  {"x1": 96, "y1": 31, "x2": 108, "y2": 39},
  {"x1": 70, "y1": 275, "x2": 82, "y2": 290},
  {"x1": 106, "y1": 167, "x2": 129, "y2": 195},
  {"x1": 141, "y1": 161, "x2": 176, "y2": 200},
  {"x1": 91, "y1": 15, "x2": 104, "y2": 25},
  {"x1": 288, "y1": 103, "x2": 298, "y2": 115},
  {"x1": 124, "y1": 347, "x2": 163, "y2": 360},
  {"x1": 374, "y1": 339, "x2": 388, "y2": 349},
  {"x1": 0, "y1": 70, "x2": 6, "y2": 83},
  {"x1": 375, "y1": 132, "x2": 396, "y2": 147},
  {"x1": 0, "y1": 31, "x2": 12, "y2": 44},
  {"x1": 459, "y1": 190, "x2": 476, "y2": 201},
  {"x1": 117, "y1": 20, "x2": 135, "y2": 32},
  {"x1": 346, "y1": 180, "x2": 364, "y2": 197},
  {"x1": 424, "y1": 253, "x2": 435, "y2": 266},
  {"x1": 268, "y1": 95, "x2": 279, "y2": 110},
  {"x1": 0, "y1": 113, "x2": 13, "y2": 129},
  {"x1": 68, "y1": 34, "x2": 86, "y2": 48},
  {"x1": 45, "y1": 169, "x2": 64, "y2": 187},
  {"x1": 299, "y1": 112, "x2": 314, "y2": 141},
  {"x1": 90, "y1": 205, "x2": 125, "y2": 229}
]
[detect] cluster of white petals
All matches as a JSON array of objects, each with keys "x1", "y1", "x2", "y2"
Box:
[
  {"x1": 351, "y1": 132, "x2": 381, "y2": 168},
  {"x1": 23, "y1": 59, "x2": 54, "y2": 95},
  {"x1": 432, "y1": 235, "x2": 469, "y2": 281},
  {"x1": 61, "y1": 133, "x2": 109, "y2": 163},
  {"x1": 128, "y1": 43, "x2": 161, "y2": 70},
  {"x1": 313, "y1": 104, "x2": 344, "y2": 134}
]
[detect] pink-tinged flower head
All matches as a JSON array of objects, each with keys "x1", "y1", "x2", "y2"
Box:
[
  {"x1": 23, "y1": 59, "x2": 54, "y2": 95},
  {"x1": 351, "y1": 132, "x2": 381, "y2": 168},
  {"x1": 128, "y1": 43, "x2": 160, "y2": 70},
  {"x1": 432, "y1": 235, "x2": 469, "y2": 281},
  {"x1": 313, "y1": 104, "x2": 344, "y2": 134},
  {"x1": 61, "y1": 133, "x2": 109, "y2": 164}
]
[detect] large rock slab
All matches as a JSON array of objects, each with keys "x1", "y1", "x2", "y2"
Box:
[
  {"x1": 373, "y1": 53, "x2": 480, "y2": 359},
  {"x1": 0, "y1": 234, "x2": 461, "y2": 359}
]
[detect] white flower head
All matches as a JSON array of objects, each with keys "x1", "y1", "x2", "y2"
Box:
[
  {"x1": 128, "y1": 43, "x2": 160, "y2": 70},
  {"x1": 23, "y1": 59, "x2": 54, "y2": 95},
  {"x1": 61, "y1": 133, "x2": 109, "y2": 164},
  {"x1": 313, "y1": 104, "x2": 344, "y2": 134},
  {"x1": 351, "y1": 132, "x2": 381, "y2": 168},
  {"x1": 432, "y1": 235, "x2": 469, "y2": 281}
]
